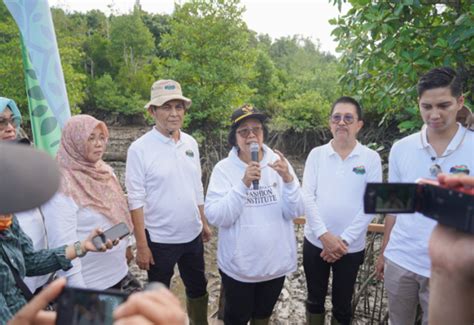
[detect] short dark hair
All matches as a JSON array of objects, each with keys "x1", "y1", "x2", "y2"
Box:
[
  {"x1": 330, "y1": 96, "x2": 363, "y2": 120},
  {"x1": 227, "y1": 122, "x2": 269, "y2": 147},
  {"x1": 417, "y1": 67, "x2": 463, "y2": 98}
]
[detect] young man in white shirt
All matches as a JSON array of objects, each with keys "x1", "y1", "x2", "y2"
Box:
[
  {"x1": 126, "y1": 80, "x2": 211, "y2": 324},
  {"x1": 303, "y1": 97, "x2": 382, "y2": 325},
  {"x1": 375, "y1": 67, "x2": 473, "y2": 325}
]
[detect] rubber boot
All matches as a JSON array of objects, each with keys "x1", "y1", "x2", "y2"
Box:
[
  {"x1": 250, "y1": 317, "x2": 270, "y2": 325},
  {"x1": 186, "y1": 293, "x2": 209, "y2": 325},
  {"x1": 306, "y1": 311, "x2": 325, "y2": 325}
]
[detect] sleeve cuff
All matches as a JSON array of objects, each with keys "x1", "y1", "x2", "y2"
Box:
[
  {"x1": 55, "y1": 245, "x2": 73, "y2": 271},
  {"x1": 283, "y1": 178, "x2": 299, "y2": 192},
  {"x1": 340, "y1": 234, "x2": 352, "y2": 246},
  {"x1": 128, "y1": 198, "x2": 145, "y2": 211},
  {"x1": 236, "y1": 180, "x2": 250, "y2": 196},
  {"x1": 315, "y1": 227, "x2": 328, "y2": 239}
]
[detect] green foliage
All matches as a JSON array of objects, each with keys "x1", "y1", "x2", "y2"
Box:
[
  {"x1": 90, "y1": 74, "x2": 145, "y2": 115},
  {"x1": 159, "y1": 0, "x2": 256, "y2": 133},
  {"x1": 273, "y1": 91, "x2": 331, "y2": 132},
  {"x1": 1, "y1": 0, "x2": 342, "y2": 136},
  {"x1": 0, "y1": 3, "x2": 26, "y2": 114},
  {"x1": 109, "y1": 9, "x2": 155, "y2": 68},
  {"x1": 330, "y1": 0, "x2": 474, "y2": 133}
]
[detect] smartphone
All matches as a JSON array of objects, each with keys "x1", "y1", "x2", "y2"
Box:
[
  {"x1": 55, "y1": 286, "x2": 128, "y2": 325},
  {"x1": 92, "y1": 222, "x2": 130, "y2": 250},
  {"x1": 364, "y1": 183, "x2": 419, "y2": 214}
]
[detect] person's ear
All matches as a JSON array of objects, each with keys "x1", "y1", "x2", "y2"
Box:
[{"x1": 456, "y1": 96, "x2": 465, "y2": 110}]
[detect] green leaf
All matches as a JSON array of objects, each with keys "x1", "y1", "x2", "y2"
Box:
[
  {"x1": 40, "y1": 117, "x2": 58, "y2": 136},
  {"x1": 32, "y1": 105, "x2": 48, "y2": 117},
  {"x1": 49, "y1": 140, "x2": 60, "y2": 148},
  {"x1": 28, "y1": 86, "x2": 45, "y2": 101},
  {"x1": 26, "y1": 69, "x2": 37, "y2": 79}
]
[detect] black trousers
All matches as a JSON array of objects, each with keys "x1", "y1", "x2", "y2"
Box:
[
  {"x1": 145, "y1": 230, "x2": 207, "y2": 298},
  {"x1": 303, "y1": 237, "x2": 364, "y2": 325},
  {"x1": 219, "y1": 270, "x2": 285, "y2": 325}
]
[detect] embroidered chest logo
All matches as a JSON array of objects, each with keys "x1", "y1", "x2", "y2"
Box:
[
  {"x1": 449, "y1": 165, "x2": 470, "y2": 175},
  {"x1": 185, "y1": 150, "x2": 194, "y2": 158},
  {"x1": 246, "y1": 185, "x2": 278, "y2": 206},
  {"x1": 352, "y1": 165, "x2": 366, "y2": 175}
]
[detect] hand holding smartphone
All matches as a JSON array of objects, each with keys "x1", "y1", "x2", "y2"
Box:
[
  {"x1": 91, "y1": 222, "x2": 130, "y2": 251},
  {"x1": 55, "y1": 287, "x2": 128, "y2": 325}
]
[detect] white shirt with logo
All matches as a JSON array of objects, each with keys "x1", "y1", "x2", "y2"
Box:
[
  {"x1": 384, "y1": 124, "x2": 473, "y2": 277},
  {"x1": 303, "y1": 141, "x2": 382, "y2": 253},
  {"x1": 205, "y1": 145, "x2": 304, "y2": 283},
  {"x1": 126, "y1": 128, "x2": 204, "y2": 244}
]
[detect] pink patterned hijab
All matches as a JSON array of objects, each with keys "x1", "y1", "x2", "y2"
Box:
[{"x1": 56, "y1": 115, "x2": 133, "y2": 230}]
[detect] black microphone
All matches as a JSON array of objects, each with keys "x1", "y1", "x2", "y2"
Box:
[{"x1": 250, "y1": 142, "x2": 259, "y2": 190}]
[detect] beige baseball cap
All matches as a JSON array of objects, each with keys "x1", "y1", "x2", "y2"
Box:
[{"x1": 144, "y1": 79, "x2": 192, "y2": 109}]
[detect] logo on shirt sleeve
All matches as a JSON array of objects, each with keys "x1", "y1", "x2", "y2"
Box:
[
  {"x1": 185, "y1": 149, "x2": 194, "y2": 158},
  {"x1": 449, "y1": 165, "x2": 470, "y2": 175},
  {"x1": 352, "y1": 165, "x2": 366, "y2": 175}
]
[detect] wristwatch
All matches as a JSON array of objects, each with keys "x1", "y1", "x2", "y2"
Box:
[{"x1": 74, "y1": 241, "x2": 87, "y2": 258}]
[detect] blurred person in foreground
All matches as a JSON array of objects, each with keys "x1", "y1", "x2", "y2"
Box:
[
  {"x1": 428, "y1": 173, "x2": 474, "y2": 325},
  {"x1": 205, "y1": 105, "x2": 304, "y2": 324}
]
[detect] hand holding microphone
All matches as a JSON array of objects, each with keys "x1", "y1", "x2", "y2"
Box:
[
  {"x1": 242, "y1": 142, "x2": 261, "y2": 189},
  {"x1": 250, "y1": 142, "x2": 260, "y2": 190}
]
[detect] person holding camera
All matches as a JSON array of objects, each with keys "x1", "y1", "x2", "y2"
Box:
[
  {"x1": 428, "y1": 173, "x2": 474, "y2": 325},
  {"x1": 0, "y1": 97, "x2": 54, "y2": 294},
  {"x1": 302, "y1": 97, "x2": 382, "y2": 325},
  {"x1": 375, "y1": 67, "x2": 474, "y2": 325},
  {"x1": 41, "y1": 115, "x2": 140, "y2": 292},
  {"x1": 205, "y1": 105, "x2": 304, "y2": 325}
]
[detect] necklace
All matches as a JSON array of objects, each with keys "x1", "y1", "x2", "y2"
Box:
[{"x1": 420, "y1": 124, "x2": 468, "y2": 177}]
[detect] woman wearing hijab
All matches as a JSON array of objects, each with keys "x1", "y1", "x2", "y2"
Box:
[
  {"x1": 0, "y1": 96, "x2": 22, "y2": 141},
  {"x1": 42, "y1": 115, "x2": 140, "y2": 292},
  {"x1": 205, "y1": 105, "x2": 305, "y2": 325}
]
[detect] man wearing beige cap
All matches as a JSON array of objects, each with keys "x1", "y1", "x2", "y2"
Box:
[{"x1": 126, "y1": 79, "x2": 211, "y2": 324}]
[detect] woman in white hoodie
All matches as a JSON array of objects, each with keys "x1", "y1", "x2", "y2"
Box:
[{"x1": 205, "y1": 105, "x2": 304, "y2": 325}]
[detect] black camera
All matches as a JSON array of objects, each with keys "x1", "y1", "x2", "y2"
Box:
[{"x1": 364, "y1": 182, "x2": 474, "y2": 234}]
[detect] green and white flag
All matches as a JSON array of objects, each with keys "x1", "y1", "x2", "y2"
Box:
[{"x1": 4, "y1": 0, "x2": 71, "y2": 156}]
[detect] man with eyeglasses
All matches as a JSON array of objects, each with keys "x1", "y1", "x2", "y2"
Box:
[
  {"x1": 375, "y1": 67, "x2": 473, "y2": 325},
  {"x1": 302, "y1": 96, "x2": 382, "y2": 325},
  {"x1": 125, "y1": 80, "x2": 211, "y2": 324}
]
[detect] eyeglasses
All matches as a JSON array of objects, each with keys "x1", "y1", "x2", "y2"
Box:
[
  {"x1": 236, "y1": 126, "x2": 263, "y2": 138},
  {"x1": 0, "y1": 116, "x2": 20, "y2": 131},
  {"x1": 330, "y1": 114, "x2": 356, "y2": 125},
  {"x1": 153, "y1": 104, "x2": 186, "y2": 113}
]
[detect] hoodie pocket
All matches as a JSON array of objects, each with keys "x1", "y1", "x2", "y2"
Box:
[{"x1": 230, "y1": 222, "x2": 294, "y2": 279}]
